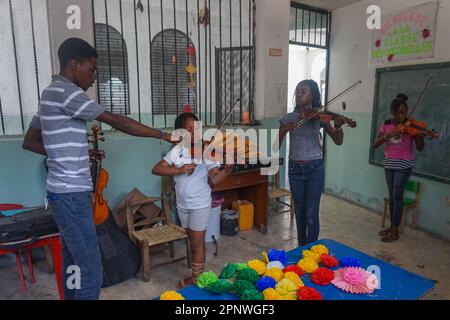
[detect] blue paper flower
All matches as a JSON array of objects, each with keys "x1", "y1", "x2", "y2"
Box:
[
  {"x1": 255, "y1": 276, "x2": 277, "y2": 292},
  {"x1": 268, "y1": 249, "x2": 287, "y2": 266},
  {"x1": 340, "y1": 256, "x2": 361, "y2": 268}
]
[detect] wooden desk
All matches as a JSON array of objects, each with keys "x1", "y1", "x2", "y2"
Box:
[{"x1": 213, "y1": 169, "x2": 268, "y2": 234}]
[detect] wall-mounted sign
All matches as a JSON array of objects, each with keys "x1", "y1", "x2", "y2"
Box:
[
  {"x1": 370, "y1": 1, "x2": 438, "y2": 65},
  {"x1": 269, "y1": 48, "x2": 283, "y2": 57}
]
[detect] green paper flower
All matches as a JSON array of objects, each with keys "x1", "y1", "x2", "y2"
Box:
[
  {"x1": 208, "y1": 280, "x2": 234, "y2": 294},
  {"x1": 241, "y1": 289, "x2": 264, "y2": 301},
  {"x1": 219, "y1": 263, "x2": 238, "y2": 279},
  {"x1": 236, "y1": 267, "x2": 260, "y2": 284},
  {"x1": 196, "y1": 272, "x2": 219, "y2": 289},
  {"x1": 233, "y1": 280, "x2": 257, "y2": 296}
]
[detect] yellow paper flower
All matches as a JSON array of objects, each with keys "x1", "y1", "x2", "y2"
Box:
[
  {"x1": 264, "y1": 268, "x2": 284, "y2": 283},
  {"x1": 186, "y1": 64, "x2": 197, "y2": 74},
  {"x1": 311, "y1": 244, "x2": 329, "y2": 256},
  {"x1": 247, "y1": 260, "x2": 267, "y2": 276},
  {"x1": 262, "y1": 252, "x2": 269, "y2": 264},
  {"x1": 284, "y1": 272, "x2": 304, "y2": 289},
  {"x1": 263, "y1": 288, "x2": 281, "y2": 300},
  {"x1": 302, "y1": 250, "x2": 321, "y2": 263},
  {"x1": 278, "y1": 292, "x2": 297, "y2": 300},
  {"x1": 160, "y1": 291, "x2": 185, "y2": 300},
  {"x1": 275, "y1": 279, "x2": 297, "y2": 296},
  {"x1": 297, "y1": 257, "x2": 319, "y2": 273}
]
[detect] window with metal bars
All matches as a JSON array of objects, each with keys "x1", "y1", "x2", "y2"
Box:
[
  {"x1": 95, "y1": 23, "x2": 131, "y2": 116},
  {"x1": 0, "y1": 0, "x2": 52, "y2": 136},
  {"x1": 92, "y1": 0, "x2": 256, "y2": 128},
  {"x1": 289, "y1": 2, "x2": 330, "y2": 49},
  {"x1": 151, "y1": 29, "x2": 197, "y2": 116}
]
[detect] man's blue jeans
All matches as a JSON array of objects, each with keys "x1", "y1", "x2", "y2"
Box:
[
  {"x1": 288, "y1": 159, "x2": 325, "y2": 246},
  {"x1": 47, "y1": 192, "x2": 102, "y2": 300}
]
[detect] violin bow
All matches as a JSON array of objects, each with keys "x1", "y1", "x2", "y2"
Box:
[
  {"x1": 407, "y1": 76, "x2": 434, "y2": 119},
  {"x1": 202, "y1": 97, "x2": 241, "y2": 162},
  {"x1": 296, "y1": 80, "x2": 362, "y2": 128}
]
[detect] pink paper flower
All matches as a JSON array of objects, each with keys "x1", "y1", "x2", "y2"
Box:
[{"x1": 332, "y1": 267, "x2": 378, "y2": 295}]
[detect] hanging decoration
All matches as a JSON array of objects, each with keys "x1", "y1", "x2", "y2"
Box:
[{"x1": 199, "y1": 3, "x2": 210, "y2": 27}]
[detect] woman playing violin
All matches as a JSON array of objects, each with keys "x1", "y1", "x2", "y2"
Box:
[
  {"x1": 279, "y1": 79, "x2": 346, "y2": 247},
  {"x1": 373, "y1": 94, "x2": 427, "y2": 242}
]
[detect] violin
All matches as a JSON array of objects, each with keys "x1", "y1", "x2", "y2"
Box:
[
  {"x1": 88, "y1": 125, "x2": 109, "y2": 225},
  {"x1": 299, "y1": 107, "x2": 357, "y2": 128},
  {"x1": 398, "y1": 118, "x2": 439, "y2": 139},
  {"x1": 295, "y1": 81, "x2": 362, "y2": 129}
]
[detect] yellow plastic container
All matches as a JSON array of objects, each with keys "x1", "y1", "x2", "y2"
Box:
[{"x1": 232, "y1": 200, "x2": 254, "y2": 231}]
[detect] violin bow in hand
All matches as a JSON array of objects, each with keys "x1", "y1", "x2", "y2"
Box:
[{"x1": 295, "y1": 80, "x2": 362, "y2": 128}]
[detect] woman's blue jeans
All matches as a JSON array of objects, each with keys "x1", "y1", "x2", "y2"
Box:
[{"x1": 288, "y1": 159, "x2": 325, "y2": 246}]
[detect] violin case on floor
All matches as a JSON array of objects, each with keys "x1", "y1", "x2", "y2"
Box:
[
  {"x1": 0, "y1": 207, "x2": 59, "y2": 244},
  {"x1": 96, "y1": 211, "x2": 141, "y2": 288}
]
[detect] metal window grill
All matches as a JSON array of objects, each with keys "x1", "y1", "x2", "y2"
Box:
[
  {"x1": 95, "y1": 23, "x2": 131, "y2": 116},
  {"x1": 289, "y1": 2, "x2": 330, "y2": 49},
  {"x1": 151, "y1": 29, "x2": 197, "y2": 116},
  {"x1": 0, "y1": 0, "x2": 52, "y2": 136},
  {"x1": 92, "y1": 0, "x2": 256, "y2": 128}
]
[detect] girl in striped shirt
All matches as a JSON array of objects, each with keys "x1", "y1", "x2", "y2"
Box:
[{"x1": 373, "y1": 94, "x2": 427, "y2": 242}]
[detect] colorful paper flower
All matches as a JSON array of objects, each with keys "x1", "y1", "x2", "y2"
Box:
[
  {"x1": 340, "y1": 257, "x2": 361, "y2": 268},
  {"x1": 183, "y1": 104, "x2": 193, "y2": 113},
  {"x1": 187, "y1": 44, "x2": 196, "y2": 56},
  {"x1": 297, "y1": 257, "x2": 319, "y2": 273},
  {"x1": 320, "y1": 254, "x2": 339, "y2": 268},
  {"x1": 208, "y1": 280, "x2": 233, "y2": 294},
  {"x1": 268, "y1": 249, "x2": 287, "y2": 266},
  {"x1": 196, "y1": 271, "x2": 218, "y2": 289},
  {"x1": 235, "y1": 263, "x2": 249, "y2": 271},
  {"x1": 283, "y1": 265, "x2": 305, "y2": 276},
  {"x1": 236, "y1": 267, "x2": 260, "y2": 284},
  {"x1": 263, "y1": 288, "x2": 281, "y2": 300},
  {"x1": 234, "y1": 280, "x2": 257, "y2": 296},
  {"x1": 266, "y1": 261, "x2": 285, "y2": 270},
  {"x1": 311, "y1": 267, "x2": 335, "y2": 286},
  {"x1": 247, "y1": 260, "x2": 267, "y2": 276},
  {"x1": 278, "y1": 292, "x2": 297, "y2": 300},
  {"x1": 219, "y1": 264, "x2": 237, "y2": 279},
  {"x1": 302, "y1": 250, "x2": 321, "y2": 263},
  {"x1": 264, "y1": 268, "x2": 285, "y2": 283},
  {"x1": 284, "y1": 272, "x2": 304, "y2": 289},
  {"x1": 311, "y1": 244, "x2": 329, "y2": 256},
  {"x1": 275, "y1": 279, "x2": 297, "y2": 297},
  {"x1": 186, "y1": 63, "x2": 197, "y2": 74},
  {"x1": 160, "y1": 291, "x2": 185, "y2": 300},
  {"x1": 297, "y1": 286, "x2": 323, "y2": 300},
  {"x1": 332, "y1": 267, "x2": 379, "y2": 294},
  {"x1": 255, "y1": 277, "x2": 277, "y2": 292},
  {"x1": 241, "y1": 290, "x2": 264, "y2": 301}
]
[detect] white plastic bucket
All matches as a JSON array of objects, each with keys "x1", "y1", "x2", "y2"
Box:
[{"x1": 205, "y1": 206, "x2": 221, "y2": 243}]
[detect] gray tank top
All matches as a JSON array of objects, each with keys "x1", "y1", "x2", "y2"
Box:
[{"x1": 280, "y1": 111, "x2": 323, "y2": 161}]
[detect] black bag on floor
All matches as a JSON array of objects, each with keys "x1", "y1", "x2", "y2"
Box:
[
  {"x1": 96, "y1": 212, "x2": 141, "y2": 288},
  {"x1": 0, "y1": 207, "x2": 59, "y2": 244}
]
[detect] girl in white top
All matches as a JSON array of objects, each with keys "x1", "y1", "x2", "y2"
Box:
[{"x1": 152, "y1": 113, "x2": 232, "y2": 288}]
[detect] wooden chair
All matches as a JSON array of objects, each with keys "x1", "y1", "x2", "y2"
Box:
[
  {"x1": 268, "y1": 170, "x2": 295, "y2": 220},
  {"x1": 381, "y1": 180, "x2": 421, "y2": 233},
  {"x1": 125, "y1": 178, "x2": 191, "y2": 282}
]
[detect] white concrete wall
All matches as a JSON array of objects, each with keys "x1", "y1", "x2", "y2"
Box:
[{"x1": 255, "y1": 0, "x2": 291, "y2": 119}]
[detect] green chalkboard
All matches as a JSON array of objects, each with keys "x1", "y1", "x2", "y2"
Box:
[{"x1": 370, "y1": 62, "x2": 450, "y2": 184}]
